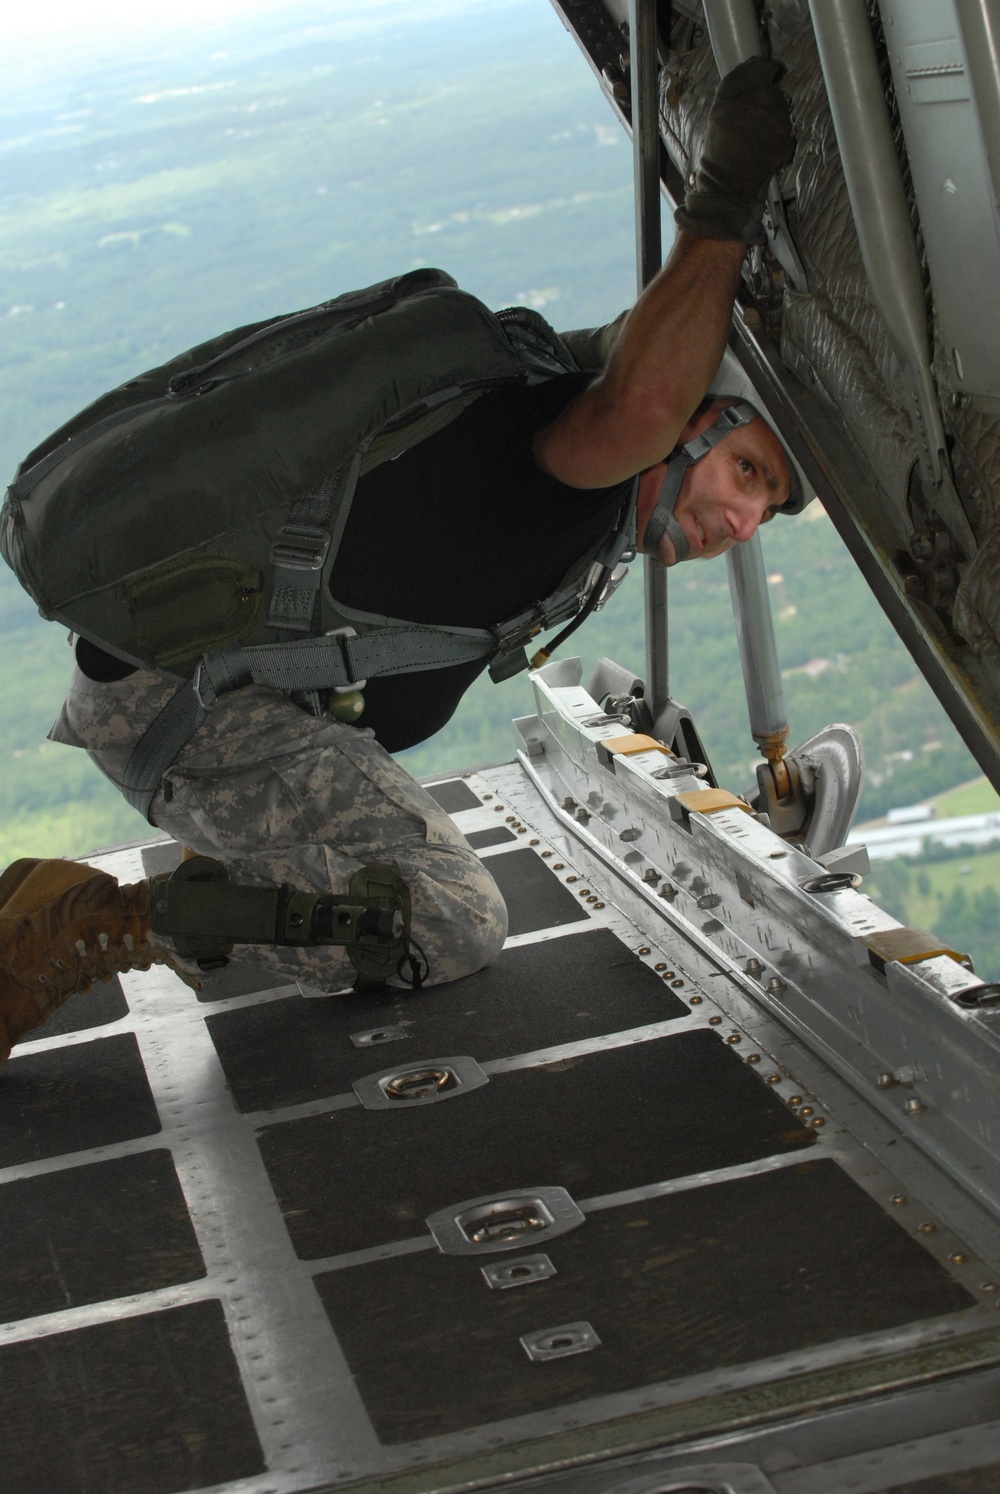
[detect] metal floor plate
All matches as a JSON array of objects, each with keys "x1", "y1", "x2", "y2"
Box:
[{"x1": 1, "y1": 769, "x2": 998, "y2": 1494}]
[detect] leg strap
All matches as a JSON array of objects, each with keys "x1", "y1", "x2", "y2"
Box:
[{"x1": 148, "y1": 856, "x2": 425, "y2": 992}]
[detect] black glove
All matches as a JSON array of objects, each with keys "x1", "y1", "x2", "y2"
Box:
[{"x1": 674, "y1": 56, "x2": 795, "y2": 244}]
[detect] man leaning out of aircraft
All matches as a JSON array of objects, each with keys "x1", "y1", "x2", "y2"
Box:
[{"x1": 0, "y1": 57, "x2": 798, "y2": 1063}]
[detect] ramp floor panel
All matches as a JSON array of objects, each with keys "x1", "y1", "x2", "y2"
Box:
[
  {"x1": 315, "y1": 1158, "x2": 975, "y2": 1442},
  {"x1": 487, "y1": 845, "x2": 591, "y2": 934},
  {"x1": 17, "y1": 974, "x2": 129, "y2": 1042},
  {"x1": 465, "y1": 824, "x2": 518, "y2": 848},
  {"x1": 206, "y1": 926, "x2": 690, "y2": 1112},
  {"x1": 424, "y1": 777, "x2": 483, "y2": 813},
  {"x1": 1, "y1": 1300, "x2": 265, "y2": 1494},
  {"x1": 0, "y1": 766, "x2": 995, "y2": 1494},
  {"x1": 256, "y1": 1030, "x2": 816, "y2": 1260},
  {"x1": 0, "y1": 1032, "x2": 161, "y2": 1166},
  {"x1": 880, "y1": 1472, "x2": 1000, "y2": 1494},
  {"x1": 0, "y1": 1148, "x2": 204, "y2": 1321}
]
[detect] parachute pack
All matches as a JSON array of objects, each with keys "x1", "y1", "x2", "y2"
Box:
[{"x1": 2, "y1": 269, "x2": 636, "y2": 818}]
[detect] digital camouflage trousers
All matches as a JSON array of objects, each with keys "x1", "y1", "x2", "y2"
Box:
[{"x1": 51, "y1": 666, "x2": 508, "y2": 992}]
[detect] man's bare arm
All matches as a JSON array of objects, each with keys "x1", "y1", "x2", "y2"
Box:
[
  {"x1": 533, "y1": 58, "x2": 793, "y2": 491},
  {"x1": 532, "y1": 231, "x2": 745, "y2": 489}
]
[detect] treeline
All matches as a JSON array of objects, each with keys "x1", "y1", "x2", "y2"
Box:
[{"x1": 864, "y1": 849, "x2": 1000, "y2": 980}]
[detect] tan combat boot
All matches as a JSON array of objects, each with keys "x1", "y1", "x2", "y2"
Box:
[{"x1": 0, "y1": 857, "x2": 190, "y2": 1064}]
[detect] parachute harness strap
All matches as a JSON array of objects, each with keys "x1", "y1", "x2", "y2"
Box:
[{"x1": 642, "y1": 400, "x2": 760, "y2": 564}]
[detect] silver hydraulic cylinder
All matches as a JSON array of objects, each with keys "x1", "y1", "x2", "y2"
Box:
[
  {"x1": 703, "y1": 0, "x2": 763, "y2": 73},
  {"x1": 727, "y1": 537, "x2": 789, "y2": 759},
  {"x1": 703, "y1": 0, "x2": 792, "y2": 762},
  {"x1": 628, "y1": 0, "x2": 670, "y2": 719}
]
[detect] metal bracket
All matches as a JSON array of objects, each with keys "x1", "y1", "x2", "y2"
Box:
[
  {"x1": 520, "y1": 1321, "x2": 600, "y2": 1362},
  {"x1": 669, "y1": 788, "x2": 757, "y2": 828},
  {"x1": 864, "y1": 926, "x2": 968, "y2": 974},
  {"x1": 350, "y1": 1024, "x2": 409, "y2": 1049},
  {"x1": 481, "y1": 1253, "x2": 556, "y2": 1290},
  {"x1": 426, "y1": 1186, "x2": 585, "y2": 1256},
  {"x1": 353, "y1": 1055, "x2": 487, "y2": 1110}
]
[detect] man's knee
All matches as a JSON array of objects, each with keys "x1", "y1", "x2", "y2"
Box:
[{"x1": 409, "y1": 852, "x2": 508, "y2": 985}]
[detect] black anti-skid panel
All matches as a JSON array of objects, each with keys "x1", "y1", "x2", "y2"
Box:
[
  {"x1": 0, "y1": 1150, "x2": 205, "y2": 1323},
  {"x1": 425, "y1": 778, "x2": 481, "y2": 813},
  {"x1": 195, "y1": 958, "x2": 292, "y2": 1004},
  {"x1": 0, "y1": 1034, "x2": 161, "y2": 1167},
  {"x1": 1, "y1": 1300, "x2": 265, "y2": 1494},
  {"x1": 18, "y1": 978, "x2": 128, "y2": 1042},
  {"x1": 141, "y1": 840, "x2": 185, "y2": 878},
  {"x1": 465, "y1": 825, "x2": 516, "y2": 849},
  {"x1": 208, "y1": 928, "x2": 687, "y2": 1113},
  {"x1": 488, "y1": 847, "x2": 590, "y2": 935},
  {"x1": 258, "y1": 1030, "x2": 815, "y2": 1259},
  {"x1": 314, "y1": 1159, "x2": 975, "y2": 1443},
  {"x1": 879, "y1": 1470, "x2": 1000, "y2": 1493}
]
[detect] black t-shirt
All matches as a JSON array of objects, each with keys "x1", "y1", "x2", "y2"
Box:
[
  {"x1": 331, "y1": 374, "x2": 628, "y2": 748},
  {"x1": 78, "y1": 374, "x2": 629, "y2": 750}
]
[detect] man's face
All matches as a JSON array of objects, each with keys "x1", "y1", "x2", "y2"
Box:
[{"x1": 636, "y1": 409, "x2": 792, "y2": 566}]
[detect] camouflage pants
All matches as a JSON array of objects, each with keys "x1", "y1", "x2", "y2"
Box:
[{"x1": 53, "y1": 667, "x2": 508, "y2": 992}]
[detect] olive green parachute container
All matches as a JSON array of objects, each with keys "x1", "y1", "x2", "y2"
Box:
[
  {"x1": 1, "y1": 269, "x2": 636, "y2": 818},
  {"x1": 3, "y1": 268, "x2": 579, "y2": 673}
]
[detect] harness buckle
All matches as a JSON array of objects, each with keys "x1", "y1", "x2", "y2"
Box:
[
  {"x1": 325, "y1": 627, "x2": 367, "y2": 692},
  {"x1": 192, "y1": 661, "x2": 217, "y2": 711},
  {"x1": 585, "y1": 560, "x2": 632, "y2": 612},
  {"x1": 491, "y1": 603, "x2": 546, "y2": 651},
  {"x1": 269, "y1": 529, "x2": 332, "y2": 571}
]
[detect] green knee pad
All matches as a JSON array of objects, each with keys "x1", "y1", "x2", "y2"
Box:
[{"x1": 148, "y1": 856, "x2": 425, "y2": 991}]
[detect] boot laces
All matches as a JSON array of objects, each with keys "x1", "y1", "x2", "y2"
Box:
[{"x1": 38, "y1": 930, "x2": 163, "y2": 993}]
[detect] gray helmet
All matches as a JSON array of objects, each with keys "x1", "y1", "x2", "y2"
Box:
[{"x1": 642, "y1": 396, "x2": 808, "y2": 565}]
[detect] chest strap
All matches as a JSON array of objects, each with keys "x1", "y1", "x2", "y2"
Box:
[{"x1": 122, "y1": 483, "x2": 638, "y2": 822}]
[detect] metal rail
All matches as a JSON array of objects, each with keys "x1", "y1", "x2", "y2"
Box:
[
  {"x1": 628, "y1": 0, "x2": 670, "y2": 720},
  {"x1": 704, "y1": 0, "x2": 793, "y2": 767}
]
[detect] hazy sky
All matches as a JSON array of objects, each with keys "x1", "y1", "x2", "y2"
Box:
[{"x1": 0, "y1": 0, "x2": 495, "y2": 42}]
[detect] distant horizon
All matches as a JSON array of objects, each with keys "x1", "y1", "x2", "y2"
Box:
[
  {"x1": 0, "y1": 0, "x2": 503, "y2": 46},
  {"x1": 0, "y1": 0, "x2": 519, "y2": 87}
]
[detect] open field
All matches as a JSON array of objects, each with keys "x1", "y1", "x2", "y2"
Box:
[{"x1": 931, "y1": 776, "x2": 1000, "y2": 819}]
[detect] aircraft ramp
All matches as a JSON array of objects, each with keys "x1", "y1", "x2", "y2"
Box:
[{"x1": 2, "y1": 661, "x2": 999, "y2": 1494}]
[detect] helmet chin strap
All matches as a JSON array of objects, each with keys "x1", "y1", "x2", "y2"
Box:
[{"x1": 641, "y1": 399, "x2": 760, "y2": 565}]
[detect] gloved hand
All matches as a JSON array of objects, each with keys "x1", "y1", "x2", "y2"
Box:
[{"x1": 674, "y1": 56, "x2": 794, "y2": 244}]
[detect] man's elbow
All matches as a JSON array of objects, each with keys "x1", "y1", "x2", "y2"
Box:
[
  {"x1": 532, "y1": 381, "x2": 689, "y2": 489},
  {"x1": 589, "y1": 374, "x2": 690, "y2": 466}
]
